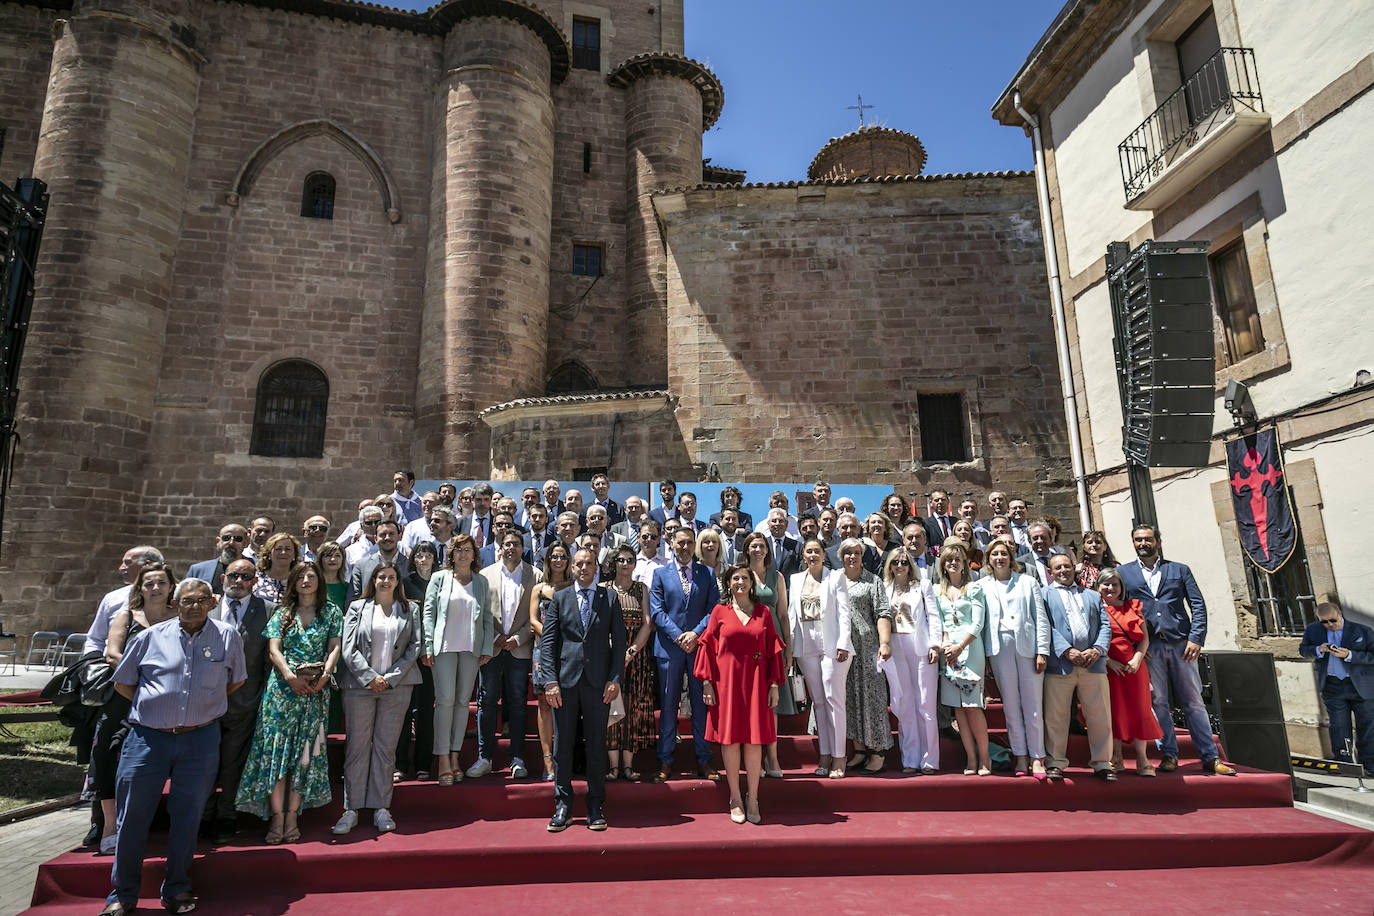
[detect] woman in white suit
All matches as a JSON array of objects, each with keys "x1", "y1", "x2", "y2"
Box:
[
  {"x1": 880, "y1": 549, "x2": 941, "y2": 773},
  {"x1": 334, "y1": 562, "x2": 422, "y2": 835},
  {"x1": 788, "y1": 538, "x2": 853, "y2": 778},
  {"x1": 980, "y1": 539, "x2": 1052, "y2": 779},
  {"x1": 422, "y1": 533, "x2": 493, "y2": 786}
]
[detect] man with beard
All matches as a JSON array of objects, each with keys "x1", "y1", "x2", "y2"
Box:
[{"x1": 188, "y1": 525, "x2": 247, "y2": 596}]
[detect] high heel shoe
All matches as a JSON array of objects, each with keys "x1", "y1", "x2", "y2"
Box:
[
  {"x1": 264, "y1": 813, "x2": 284, "y2": 845},
  {"x1": 745, "y1": 794, "x2": 762, "y2": 825},
  {"x1": 729, "y1": 798, "x2": 746, "y2": 825},
  {"x1": 862, "y1": 751, "x2": 886, "y2": 774},
  {"x1": 283, "y1": 808, "x2": 300, "y2": 843},
  {"x1": 541, "y1": 753, "x2": 555, "y2": 783},
  {"x1": 845, "y1": 751, "x2": 867, "y2": 769}
]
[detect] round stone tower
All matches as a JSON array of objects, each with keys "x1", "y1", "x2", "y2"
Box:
[
  {"x1": 807, "y1": 125, "x2": 927, "y2": 181},
  {"x1": 608, "y1": 54, "x2": 723, "y2": 386},
  {"x1": 8, "y1": 0, "x2": 203, "y2": 629},
  {"x1": 416, "y1": 0, "x2": 569, "y2": 474}
]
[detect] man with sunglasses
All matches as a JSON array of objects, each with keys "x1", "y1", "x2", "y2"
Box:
[
  {"x1": 1301, "y1": 601, "x2": 1374, "y2": 773},
  {"x1": 300, "y1": 515, "x2": 331, "y2": 562},
  {"x1": 346, "y1": 507, "x2": 386, "y2": 567},
  {"x1": 187, "y1": 524, "x2": 248, "y2": 596},
  {"x1": 632, "y1": 520, "x2": 668, "y2": 587}
]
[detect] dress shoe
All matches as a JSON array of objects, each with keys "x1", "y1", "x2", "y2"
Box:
[
  {"x1": 212, "y1": 817, "x2": 237, "y2": 846},
  {"x1": 84, "y1": 820, "x2": 102, "y2": 848},
  {"x1": 697, "y1": 765, "x2": 722, "y2": 781},
  {"x1": 1158, "y1": 755, "x2": 1179, "y2": 773},
  {"x1": 587, "y1": 807, "x2": 608, "y2": 831},
  {"x1": 651, "y1": 764, "x2": 672, "y2": 784},
  {"x1": 1045, "y1": 767, "x2": 1065, "y2": 781},
  {"x1": 1094, "y1": 768, "x2": 1118, "y2": 782},
  {"x1": 1204, "y1": 759, "x2": 1237, "y2": 776},
  {"x1": 547, "y1": 804, "x2": 571, "y2": 833}
]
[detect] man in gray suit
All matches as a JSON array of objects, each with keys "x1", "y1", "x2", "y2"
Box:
[
  {"x1": 1042, "y1": 554, "x2": 1115, "y2": 782},
  {"x1": 348, "y1": 519, "x2": 409, "y2": 605},
  {"x1": 610, "y1": 496, "x2": 648, "y2": 551},
  {"x1": 541, "y1": 548, "x2": 625, "y2": 832},
  {"x1": 203, "y1": 559, "x2": 271, "y2": 843}
]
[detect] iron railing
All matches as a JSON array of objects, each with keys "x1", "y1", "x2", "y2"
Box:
[{"x1": 1119, "y1": 47, "x2": 1263, "y2": 200}]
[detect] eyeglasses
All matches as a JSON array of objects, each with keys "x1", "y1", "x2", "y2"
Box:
[
  {"x1": 305, "y1": 525, "x2": 328, "y2": 533},
  {"x1": 615, "y1": 557, "x2": 635, "y2": 564},
  {"x1": 361, "y1": 520, "x2": 379, "y2": 527},
  {"x1": 890, "y1": 559, "x2": 910, "y2": 567},
  {"x1": 1320, "y1": 618, "x2": 1341, "y2": 626},
  {"x1": 220, "y1": 534, "x2": 245, "y2": 542},
  {"x1": 225, "y1": 572, "x2": 254, "y2": 581},
  {"x1": 180, "y1": 597, "x2": 216, "y2": 607}
]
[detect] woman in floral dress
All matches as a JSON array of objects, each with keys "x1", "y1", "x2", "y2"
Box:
[{"x1": 604, "y1": 545, "x2": 655, "y2": 780}]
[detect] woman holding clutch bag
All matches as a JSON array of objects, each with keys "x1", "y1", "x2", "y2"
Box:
[
  {"x1": 604, "y1": 545, "x2": 655, "y2": 780},
  {"x1": 742, "y1": 532, "x2": 796, "y2": 778},
  {"x1": 237, "y1": 560, "x2": 342, "y2": 843},
  {"x1": 934, "y1": 545, "x2": 991, "y2": 776}
]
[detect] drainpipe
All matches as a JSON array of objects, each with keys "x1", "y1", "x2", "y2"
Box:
[{"x1": 1013, "y1": 90, "x2": 1093, "y2": 536}]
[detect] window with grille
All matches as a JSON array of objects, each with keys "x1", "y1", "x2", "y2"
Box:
[
  {"x1": 250, "y1": 361, "x2": 329, "y2": 458},
  {"x1": 573, "y1": 243, "x2": 602, "y2": 277},
  {"x1": 300, "y1": 172, "x2": 336, "y2": 220},
  {"x1": 572, "y1": 18, "x2": 601, "y2": 71},
  {"x1": 1211, "y1": 241, "x2": 1264, "y2": 364},
  {"x1": 918, "y1": 393, "x2": 966, "y2": 462},
  {"x1": 1247, "y1": 511, "x2": 1318, "y2": 637}
]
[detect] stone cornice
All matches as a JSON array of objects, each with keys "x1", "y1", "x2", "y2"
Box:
[
  {"x1": 806, "y1": 125, "x2": 928, "y2": 180},
  {"x1": 429, "y1": 0, "x2": 570, "y2": 83},
  {"x1": 606, "y1": 53, "x2": 724, "y2": 131}
]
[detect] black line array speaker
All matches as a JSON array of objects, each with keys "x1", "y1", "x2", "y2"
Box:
[
  {"x1": 1108, "y1": 241, "x2": 1217, "y2": 467},
  {"x1": 1198, "y1": 650, "x2": 1290, "y2": 773}
]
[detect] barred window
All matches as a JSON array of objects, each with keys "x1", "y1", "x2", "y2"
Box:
[
  {"x1": 918, "y1": 393, "x2": 966, "y2": 462},
  {"x1": 300, "y1": 172, "x2": 335, "y2": 220},
  {"x1": 1247, "y1": 515, "x2": 1318, "y2": 637},
  {"x1": 250, "y1": 361, "x2": 328, "y2": 458}
]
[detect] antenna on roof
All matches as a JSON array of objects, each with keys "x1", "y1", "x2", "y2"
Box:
[{"x1": 846, "y1": 94, "x2": 874, "y2": 128}]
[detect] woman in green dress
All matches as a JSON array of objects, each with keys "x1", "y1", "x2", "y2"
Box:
[
  {"x1": 236, "y1": 560, "x2": 342, "y2": 844},
  {"x1": 742, "y1": 532, "x2": 795, "y2": 778},
  {"x1": 316, "y1": 541, "x2": 349, "y2": 734},
  {"x1": 935, "y1": 544, "x2": 992, "y2": 776}
]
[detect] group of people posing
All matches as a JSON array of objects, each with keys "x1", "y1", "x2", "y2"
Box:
[{"x1": 88, "y1": 473, "x2": 1235, "y2": 916}]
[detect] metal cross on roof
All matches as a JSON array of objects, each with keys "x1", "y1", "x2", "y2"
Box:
[{"x1": 847, "y1": 94, "x2": 874, "y2": 128}]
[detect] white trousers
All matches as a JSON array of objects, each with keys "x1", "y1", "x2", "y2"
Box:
[
  {"x1": 988, "y1": 631, "x2": 1046, "y2": 758},
  {"x1": 799, "y1": 652, "x2": 851, "y2": 758},
  {"x1": 884, "y1": 631, "x2": 939, "y2": 769}
]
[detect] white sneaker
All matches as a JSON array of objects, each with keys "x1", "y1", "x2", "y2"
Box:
[
  {"x1": 465, "y1": 758, "x2": 493, "y2": 778},
  {"x1": 331, "y1": 810, "x2": 358, "y2": 835},
  {"x1": 98, "y1": 835, "x2": 116, "y2": 855},
  {"x1": 510, "y1": 758, "x2": 528, "y2": 779},
  {"x1": 373, "y1": 808, "x2": 396, "y2": 833}
]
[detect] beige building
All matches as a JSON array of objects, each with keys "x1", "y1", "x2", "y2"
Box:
[{"x1": 992, "y1": 0, "x2": 1374, "y2": 754}]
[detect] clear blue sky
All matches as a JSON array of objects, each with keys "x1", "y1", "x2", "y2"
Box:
[{"x1": 685, "y1": 0, "x2": 1067, "y2": 181}]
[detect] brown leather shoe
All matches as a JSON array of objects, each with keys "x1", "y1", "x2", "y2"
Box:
[
  {"x1": 1205, "y1": 759, "x2": 1238, "y2": 776},
  {"x1": 651, "y1": 764, "x2": 672, "y2": 784},
  {"x1": 1158, "y1": 755, "x2": 1179, "y2": 772},
  {"x1": 697, "y1": 765, "x2": 722, "y2": 781}
]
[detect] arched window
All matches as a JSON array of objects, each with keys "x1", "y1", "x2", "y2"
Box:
[
  {"x1": 300, "y1": 171, "x2": 335, "y2": 219},
  {"x1": 250, "y1": 361, "x2": 329, "y2": 458},
  {"x1": 546, "y1": 360, "x2": 598, "y2": 394}
]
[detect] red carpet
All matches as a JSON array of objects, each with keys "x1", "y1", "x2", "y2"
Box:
[{"x1": 24, "y1": 698, "x2": 1374, "y2": 913}]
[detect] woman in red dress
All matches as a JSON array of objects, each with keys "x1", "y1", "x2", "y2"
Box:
[
  {"x1": 1097, "y1": 568, "x2": 1161, "y2": 777},
  {"x1": 695, "y1": 563, "x2": 783, "y2": 825}
]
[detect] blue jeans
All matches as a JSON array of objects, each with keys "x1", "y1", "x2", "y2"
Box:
[
  {"x1": 108, "y1": 723, "x2": 220, "y2": 906},
  {"x1": 477, "y1": 652, "x2": 531, "y2": 763},
  {"x1": 1323, "y1": 676, "x2": 1374, "y2": 768},
  {"x1": 1145, "y1": 638, "x2": 1219, "y2": 763}
]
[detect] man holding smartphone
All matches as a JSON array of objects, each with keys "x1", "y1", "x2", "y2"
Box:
[{"x1": 1300, "y1": 601, "x2": 1374, "y2": 773}]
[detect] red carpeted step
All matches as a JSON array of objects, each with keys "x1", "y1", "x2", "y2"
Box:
[{"x1": 28, "y1": 804, "x2": 1372, "y2": 910}]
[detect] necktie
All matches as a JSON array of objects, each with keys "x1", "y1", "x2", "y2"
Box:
[
  {"x1": 434, "y1": 541, "x2": 445, "y2": 564},
  {"x1": 474, "y1": 517, "x2": 485, "y2": 549},
  {"x1": 229, "y1": 599, "x2": 242, "y2": 627},
  {"x1": 627, "y1": 526, "x2": 639, "y2": 550},
  {"x1": 579, "y1": 588, "x2": 592, "y2": 629},
  {"x1": 679, "y1": 564, "x2": 692, "y2": 598},
  {"x1": 940, "y1": 516, "x2": 950, "y2": 538},
  {"x1": 772, "y1": 538, "x2": 782, "y2": 569}
]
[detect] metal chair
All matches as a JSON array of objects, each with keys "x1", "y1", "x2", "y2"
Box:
[
  {"x1": 54, "y1": 632, "x2": 87, "y2": 669},
  {"x1": 0, "y1": 620, "x2": 18, "y2": 675},
  {"x1": 25, "y1": 630, "x2": 59, "y2": 669}
]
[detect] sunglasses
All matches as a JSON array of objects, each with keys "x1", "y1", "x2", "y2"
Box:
[
  {"x1": 220, "y1": 534, "x2": 246, "y2": 542},
  {"x1": 361, "y1": 520, "x2": 380, "y2": 527},
  {"x1": 615, "y1": 557, "x2": 635, "y2": 564},
  {"x1": 1320, "y1": 618, "x2": 1341, "y2": 626},
  {"x1": 225, "y1": 572, "x2": 255, "y2": 582},
  {"x1": 890, "y1": 559, "x2": 910, "y2": 567},
  {"x1": 305, "y1": 525, "x2": 328, "y2": 533}
]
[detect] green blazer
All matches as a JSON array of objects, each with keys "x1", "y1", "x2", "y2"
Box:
[{"x1": 422, "y1": 569, "x2": 493, "y2": 658}]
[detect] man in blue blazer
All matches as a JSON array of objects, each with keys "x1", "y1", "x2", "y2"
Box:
[
  {"x1": 1118, "y1": 525, "x2": 1234, "y2": 775},
  {"x1": 649, "y1": 527, "x2": 721, "y2": 782},
  {"x1": 187, "y1": 524, "x2": 248, "y2": 596},
  {"x1": 540, "y1": 548, "x2": 625, "y2": 832},
  {"x1": 647, "y1": 479, "x2": 679, "y2": 528},
  {"x1": 1300, "y1": 601, "x2": 1374, "y2": 772},
  {"x1": 1042, "y1": 554, "x2": 1116, "y2": 781}
]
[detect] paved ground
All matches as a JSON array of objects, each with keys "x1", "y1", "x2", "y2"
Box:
[
  {"x1": 0, "y1": 666, "x2": 62, "y2": 692},
  {"x1": 0, "y1": 805, "x2": 88, "y2": 916}
]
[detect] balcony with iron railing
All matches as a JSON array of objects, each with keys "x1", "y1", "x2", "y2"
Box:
[{"x1": 1119, "y1": 47, "x2": 1269, "y2": 210}]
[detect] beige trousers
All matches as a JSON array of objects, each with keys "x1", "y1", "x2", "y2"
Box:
[{"x1": 1043, "y1": 666, "x2": 1113, "y2": 771}]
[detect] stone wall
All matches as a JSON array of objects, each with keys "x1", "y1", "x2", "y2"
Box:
[{"x1": 0, "y1": 2, "x2": 55, "y2": 181}]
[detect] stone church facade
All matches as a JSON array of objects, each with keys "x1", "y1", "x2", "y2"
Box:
[{"x1": 0, "y1": 0, "x2": 1071, "y2": 634}]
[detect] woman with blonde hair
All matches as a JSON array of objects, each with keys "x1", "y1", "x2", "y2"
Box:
[
  {"x1": 980, "y1": 538, "x2": 1050, "y2": 778},
  {"x1": 787, "y1": 538, "x2": 852, "y2": 777},
  {"x1": 695, "y1": 528, "x2": 725, "y2": 577},
  {"x1": 935, "y1": 544, "x2": 991, "y2": 775},
  {"x1": 880, "y1": 549, "x2": 940, "y2": 773}
]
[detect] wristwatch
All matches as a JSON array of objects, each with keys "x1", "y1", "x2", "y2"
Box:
[{"x1": 627, "y1": 645, "x2": 638, "y2": 657}]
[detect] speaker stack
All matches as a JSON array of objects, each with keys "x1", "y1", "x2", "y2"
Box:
[
  {"x1": 1197, "y1": 650, "x2": 1291, "y2": 773},
  {"x1": 1108, "y1": 240, "x2": 1216, "y2": 467}
]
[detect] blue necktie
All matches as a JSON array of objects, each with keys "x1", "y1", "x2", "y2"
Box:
[{"x1": 579, "y1": 588, "x2": 592, "y2": 629}]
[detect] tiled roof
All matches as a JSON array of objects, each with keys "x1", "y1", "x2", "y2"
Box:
[
  {"x1": 606, "y1": 54, "x2": 725, "y2": 131},
  {"x1": 702, "y1": 160, "x2": 747, "y2": 183},
  {"x1": 807, "y1": 125, "x2": 928, "y2": 180},
  {"x1": 479, "y1": 388, "x2": 670, "y2": 418},
  {"x1": 652, "y1": 170, "x2": 1034, "y2": 195}
]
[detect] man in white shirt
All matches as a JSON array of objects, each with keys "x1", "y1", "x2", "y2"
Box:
[
  {"x1": 241, "y1": 516, "x2": 274, "y2": 563},
  {"x1": 469, "y1": 531, "x2": 542, "y2": 780},
  {"x1": 86, "y1": 546, "x2": 163, "y2": 655},
  {"x1": 1041, "y1": 554, "x2": 1115, "y2": 782},
  {"x1": 812, "y1": 481, "x2": 833, "y2": 514},
  {"x1": 300, "y1": 515, "x2": 331, "y2": 562},
  {"x1": 1007, "y1": 498, "x2": 1031, "y2": 549},
  {"x1": 345, "y1": 507, "x2": 385, "y2": 568},
  {"x1": 632, "y1": 521, "x2": 669, "y2": 587},
  {"x1": 336, "y1": 498, "x2": 374, "y2": 549},
  {"x1": 753, "y1": 490, "x2": 799, "y2": 538}
]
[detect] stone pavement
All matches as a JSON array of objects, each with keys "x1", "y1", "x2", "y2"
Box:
[{"x1": 0, "y1": 805, "x2": 88, "y2": 916}]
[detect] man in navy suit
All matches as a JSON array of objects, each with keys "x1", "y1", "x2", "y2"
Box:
[
  {"x1": 758, "y1": 509, "x2": 802, "y2": 578},
  {"x1": 458, "y1": 483, "x2": 495, "y2": 552},
  {"x1": 673, "y1": 491, "x2": 709, "y2": 535},
  {"x1": 187, "y1": 524, "x2": 248, "y2": 596},
  {"x1": 923, "y1": 490, "x2": 958, "y2": 549},
  {"x1": 479, "y1": 513, "x2": 533, "y2": 568},
  {"x1": 540, "y1": 548, "x2": 625, "y2": 831},
  {"x1": 586, "y1": 473, "x2": 624, "y2": 527},
  {"x1": 824, "y1": 512, "x2": 881, "y2": 575},
  {"x1": 1118, "y1": 525, "x2": 1234, "y2": 775},
  {"x1": 1300, "y1": 601, "x2": 1374, "y2": 772},
  {"x1": 647, "y1": 479, "x2": 678, "y2": 528},
  {"x1": 525, "y1": 503, "x2": 558, "y2": 558},
  {"x1": 1042, "y1": 555, "x2": 1116, "y2": 781},
  {"x1": 649, "y1": 527, "x2": 721, "y2": 782}
]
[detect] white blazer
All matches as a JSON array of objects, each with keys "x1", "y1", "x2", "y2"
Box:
[
  {"x1": 788, "y1": 568, "x2": 853, "y2": 657},
  {"x1": 980, "y1": 572, "x2": 1052, "y2": 659},
  {"x1": 886, "y1": 580, "x2": 941, "y2": 650}
]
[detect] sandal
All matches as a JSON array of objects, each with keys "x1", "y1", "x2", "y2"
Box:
[
  {"x1": 1138, "y1": 763, "x2": 1158, "y2": 778},
  {"x1": 862, "y1": 754, "x2": 886, "y2": 774},
  {"x1": 813, "y1": 754, "x2": 832, "y2": 777},
  {"x1": 608, "y1": 766, "x2": 621, "y2": 781},
  {"x1": 437, "y1": 771, "x2": 454, "y2": 787},
  {"x1": 264, "y1": 812, "x2": 285, "y2": 845},
  {"x1": 100, "y1": 902, "x2": 134, "y2": 916},
  {"x1": 283, "y1": 808, "x2": 300, "y2": 844},
  {"x1": 623, "y1": 767, "x2": 641, "y2": 781},
  {"x1": 162, "y1": 892, "x2": 197, "y2": 914}
]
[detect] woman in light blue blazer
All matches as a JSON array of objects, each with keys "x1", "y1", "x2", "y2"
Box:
[
  {"x1": 980, "y1": 539, "x2": 1052, "y2": 779},
  {"x1": 334, "y1": 562, "x2": 422, "y2": 835},
  {"x1": 422, "y1": 533, "x2": 492, "y2": 786}
]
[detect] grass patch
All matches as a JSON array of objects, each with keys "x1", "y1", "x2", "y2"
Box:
[{"x1": 0, "y1": 688, "x2": 84, "y2": 813}]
